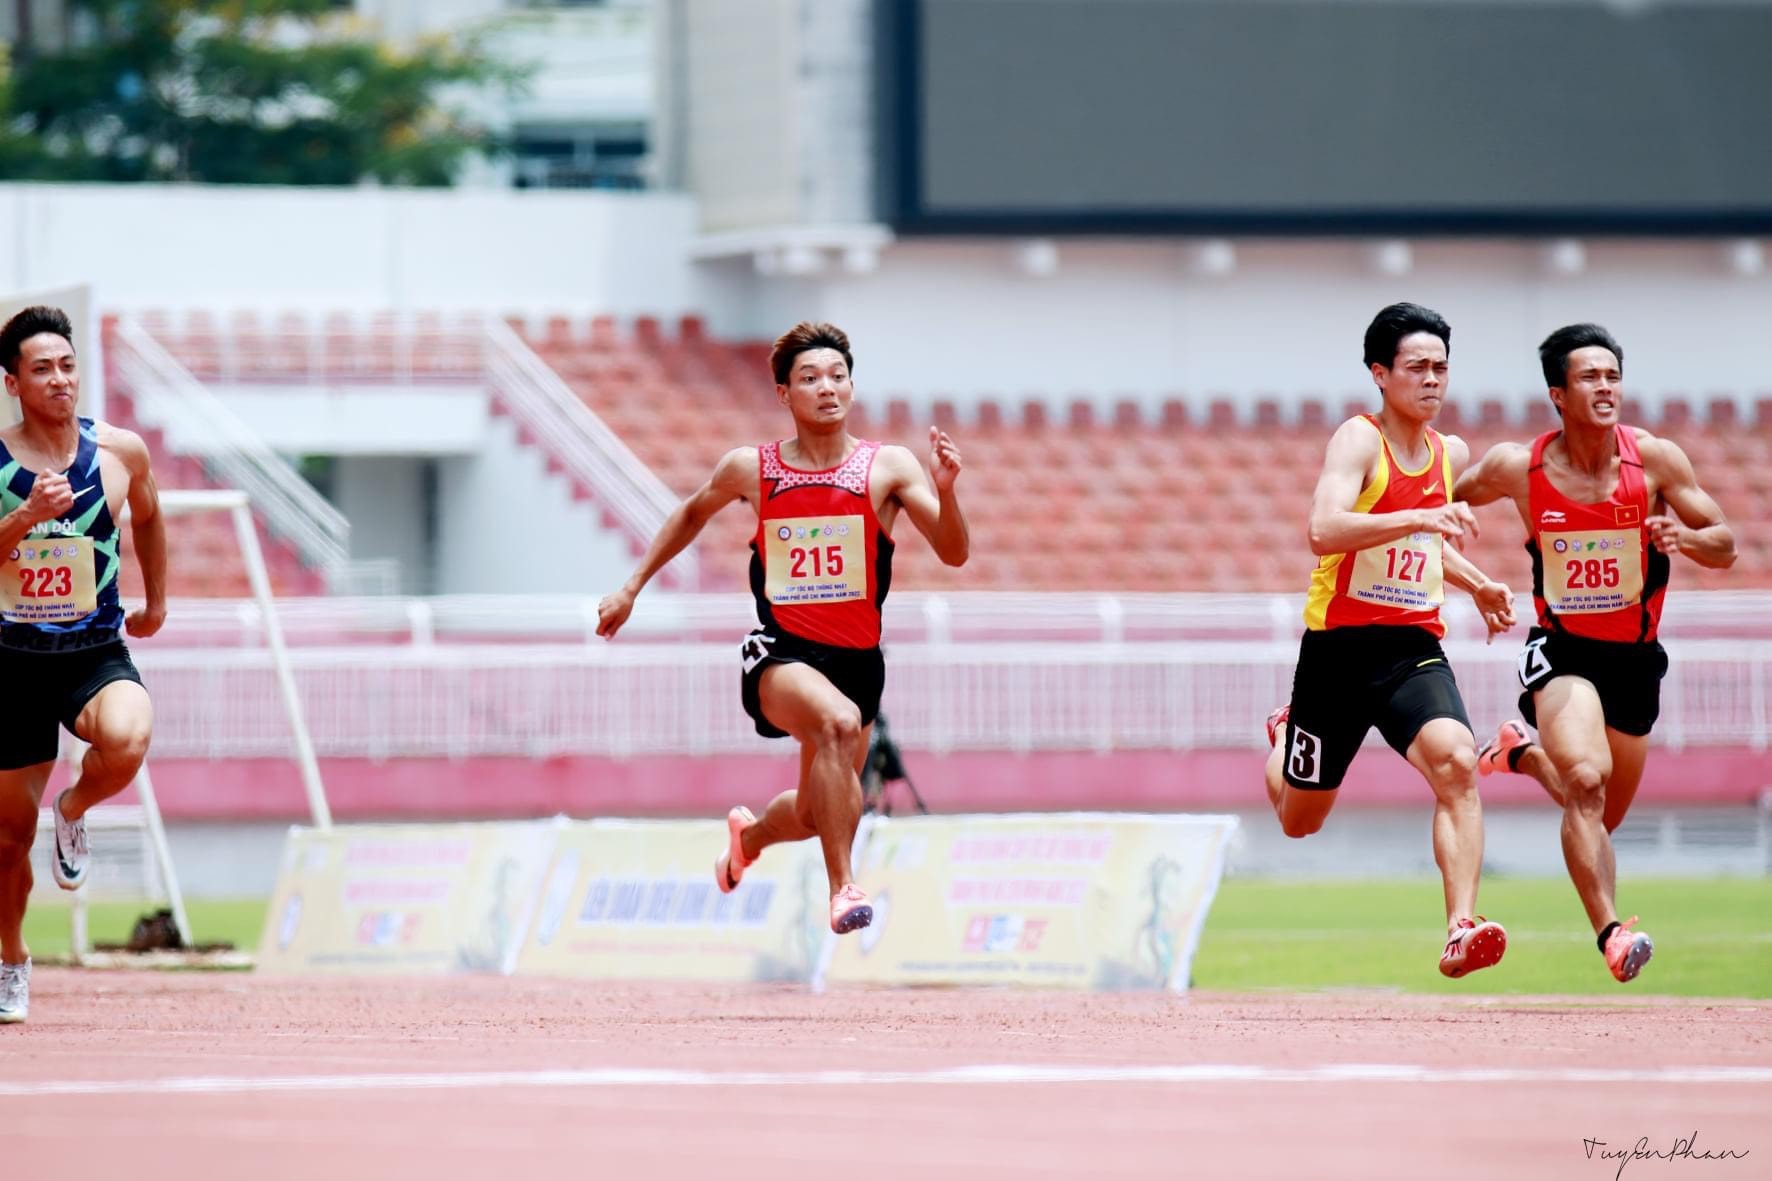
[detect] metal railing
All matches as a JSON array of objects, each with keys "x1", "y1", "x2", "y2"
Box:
[
  {"x1": 128, "y1": 629, "x2": 1772, "y2": 760},
  {"x1": 136, "y1": 589, "x2": 1772, "y2": 649},
  {"x1": 111, "y1": 318, "x2": 351, "y2": 574},
  {"x1": 481, "y1": 319, "x2": 695, "y2": 586}
]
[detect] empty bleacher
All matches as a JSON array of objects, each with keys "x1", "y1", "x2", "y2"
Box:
[
  {"x1": 525, "y1": 315, "x2": 1772, "y2": 594},
  {"x1": 130, "y1": 311, "x2": 1771, "y2": 595}
]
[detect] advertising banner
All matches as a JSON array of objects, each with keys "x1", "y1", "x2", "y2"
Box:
[
  {"x1": 513, "y1": 818, "x2": 836, "y2": 983},
  {"x1": 256, "y1": 820, "x2": 561, "y2": 975},
  {"x1": 818, "y1": 813, "x2": 1238, "y2": 991}
]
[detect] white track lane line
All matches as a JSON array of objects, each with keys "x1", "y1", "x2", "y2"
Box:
[{"x1": 4, "y1": 1063, "x2": 1772, "y2": 1098}]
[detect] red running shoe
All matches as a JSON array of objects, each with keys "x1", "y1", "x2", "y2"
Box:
[
  {"x1": 1602, "y1": 916, "x2": 1654, "y2": 983},
  {"x1": 1439, "y1": 917, "x2": 1507, "y2": 978},
  {"x1": 1265, "y1": 705, "x2": 1290, "y2": 748},
  {"x1": 1477, "y1": 720, "x2": 1531, "y2": 777},
  {"x1": 714, "y1": 806, "x2": 756, "y2": 894}
]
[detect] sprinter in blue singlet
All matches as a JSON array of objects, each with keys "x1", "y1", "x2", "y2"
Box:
[{"x1": 0, "y1": 306, "x2": 167, "y2": 1024}]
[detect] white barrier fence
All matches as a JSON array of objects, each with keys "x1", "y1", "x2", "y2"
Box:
[{"x1": 134, "y1": 634, "x2": 1771, "y2": 759}]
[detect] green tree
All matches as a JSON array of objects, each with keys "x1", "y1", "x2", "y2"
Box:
[{"x1": 0, "y1": 0, "x2": 521, "y2": 185}]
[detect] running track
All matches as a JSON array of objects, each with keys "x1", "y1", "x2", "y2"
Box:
[{"x1": 6, "y1": 971, "x2": 1768, "y2": 1180}]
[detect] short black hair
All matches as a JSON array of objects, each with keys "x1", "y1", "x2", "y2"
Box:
[
  {"x1": 770, "y1": 321, "x2": 853, "y2": 386},
  {"x1": 1362, "y1": 302, "x2": 1451, "y2": 370},
  {"x1": 0, "y1": 305, "x2": 75, "y2": 376},
  {"x1": 1538, "y1": 323, "x2": 1623, "y2": 388}
]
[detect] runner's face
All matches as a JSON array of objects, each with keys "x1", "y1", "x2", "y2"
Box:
[
  {"x1": 1551, "y1": 346, "x2": 1622, "y2": 429},
  {"x1": 6, "y1": 333, "x2": 79, "y2": 419},
  {"x1": 1372, "y1": 332, "x2": 1447, "y2": 424},
  {"x1": 778, "y1": 348, "x2": 852, "y2": 428}
]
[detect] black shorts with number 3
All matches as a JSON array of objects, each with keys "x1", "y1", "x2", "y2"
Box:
[
  {"x1": 1515, "y1": 626, "x2": 1668, "y2": 738},
  {"x1": 1281, "y1": 624, "x2": 1473, "y2": 791}
]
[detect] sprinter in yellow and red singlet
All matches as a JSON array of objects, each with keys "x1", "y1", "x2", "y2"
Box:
[
  {"x1": 1457, "y1": 324, "x2": 1737, "y2": 983},
  {"x1": 1264, "y1": 303, "x2": 1519, "y2": 979},
  {"x1": 597, "y1": 322, "x2": 968, "y2": 935}
]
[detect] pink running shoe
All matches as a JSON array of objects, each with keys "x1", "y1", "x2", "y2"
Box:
[
  {"x1": 829, "y1": 884, "x2": 874, "y2": 934},
  {"x1": 714, "y1": 806, "x2": 756, "y2": 895},
  {"x1": 1602, "y1": 916, "x2": 1654, "y2": 983},
  {"x1": 1477, "y1": 720, "x2": 1531, "y2": 777},
  {"x1": 1265, "y1": 705, "x2": 1290, "y2": 748},
  {"x1": 1439, "y1": 916, "x2": 1507, "y2": 978}
]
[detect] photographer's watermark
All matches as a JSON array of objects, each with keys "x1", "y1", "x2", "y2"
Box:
[{"x1": 1585, "y1": 1133, "x2": 1749, "y2": 1180}]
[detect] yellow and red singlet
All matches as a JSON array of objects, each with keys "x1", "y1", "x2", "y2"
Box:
[{"x1": 1303, "y1": 416, "x2": 1452, "y2": 638}]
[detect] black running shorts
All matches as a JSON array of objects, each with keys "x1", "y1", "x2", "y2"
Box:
[
  {"x1": 1515, "y1": 626, "x2": 1668, "y2": 738},
  {"x1": 0, "y1": 637, "x2": 146, "y2": 770},
  {"x1": 1281, "y1": 624, "x2": 1473, "y2": 791},
  {"x1": 739, "y1": 628, "x2": 885, "y2": 740}
]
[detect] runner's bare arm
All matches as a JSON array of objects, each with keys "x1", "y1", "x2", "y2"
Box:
[
  {"x1": 597, "y1": 447, "x2": 755, "y2": 639},
  {"x1": 0, "y1": 470, "x2": 74, "y2": 555},
  {"x1": 882, "y1": 429, "x2": 968, "y2": 566},
  {"x1": 117, "y1": 428, "x2": 167, "y2": 638},
  {"x1": 1451, "y1": 441, "x2": 1529, "y2": 508},
  {"x1": 1443, "y1": 544, "x2": 1516, "y2": 640},
  {"x1": 1308, "y1": 418, "x2": 1478, "y2": 555},
  {"x1": 1639, "y1": 434, "x2": 1736, "y2": 569}
]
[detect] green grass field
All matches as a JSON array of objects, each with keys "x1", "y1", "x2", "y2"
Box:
[
  {"x1": 18, "y1": 877, "x2": 1771, "y2": 997},
  {"x1": 21, "y1": 899, "x2": 266, "y2": 961},
  {"x1": 1194, "y1": 876, "x2": 1772, "y2": 997}
]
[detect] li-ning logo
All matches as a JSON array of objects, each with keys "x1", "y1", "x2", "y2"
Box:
[{"x1": 1539, "y1": 510, "x2": 1566, "y2": 526}]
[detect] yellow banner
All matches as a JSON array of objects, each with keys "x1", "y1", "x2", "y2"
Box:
[
  {"x1": 818, "y1": 813, "x2": 1238, "y2": 991},
  {"x1": 514, "y1": 819, "x2": 832, "y2": 983},
  {"x1": 256, "y1": 820, "x2": 562, "y2": 975}
]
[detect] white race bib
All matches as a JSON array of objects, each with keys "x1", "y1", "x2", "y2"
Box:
[
  {"x1": 1, "y1": 537, "x2": 97, "y2": 623},
  {"x1": 1540, "y1": 529, "x2": 1643, "y2": 613},
  {"x1": 763, "y1": 515, "x2": 866, "y2": 605},
  {"x1": 1347, "y1": 531, "x2": 1444, "y2": 611}
]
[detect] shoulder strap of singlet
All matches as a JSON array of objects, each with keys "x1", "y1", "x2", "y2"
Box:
[
  {"x1": 1432, "y1": 428, "x2": 1453, "y2": 497},
  {"x1": 1528, "y1": 428, "x2": 1558, "y2": 472}
]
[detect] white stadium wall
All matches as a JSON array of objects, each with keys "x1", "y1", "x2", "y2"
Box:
[
  {"x1": 701, "y1": 237, "x2": 1772, "y2": 421},
  {"x1": 0, "y1": 183, "x2": 700, "y2": 319},
  {"x1": 3, "y1": 184, "x2": 1767, "y2": 419}
]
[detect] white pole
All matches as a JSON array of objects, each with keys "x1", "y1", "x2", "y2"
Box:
[
  {"x1": 230, "y1": 500, "x2": 333, "y2": 829},
  {"x1": 130, "y1": 762, "x2": 193, "y2": 948},
  {"x1": 70, "y1": 887, "x2": 88, "y2": 964}
]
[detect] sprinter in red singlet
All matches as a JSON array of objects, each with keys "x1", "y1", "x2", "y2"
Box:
[
  {"x1": 1264, "y1": 303, "x2": 1519, "y2": 978},
  {"x1": 1456, "y1": 324, "x2": 1736, "y2": 982},
  {"x1": 596, "y1": 322, "x2": 968, "y2": 934}
]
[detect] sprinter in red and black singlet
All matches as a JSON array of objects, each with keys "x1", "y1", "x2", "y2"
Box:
[
  {"x1": 1265, "y1": 304, "x2": 1520, "y2": 980},
  {"x1": 0, "y1": 307, "x2": 168, "y2": 1024},
  {"x1": 1456, "y1": 324, "x2": 1736, "y2": 983},
  {"x1": 597, "y1": 322, "x2": 969, "y2": 936}
]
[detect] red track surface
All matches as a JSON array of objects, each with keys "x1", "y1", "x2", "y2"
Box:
[{"x1": 5, "y1": 971, "x2": 1769, "y2": 1180}]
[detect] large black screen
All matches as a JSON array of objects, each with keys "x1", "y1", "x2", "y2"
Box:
[{"x1": 886, "y1": 0, "x2": 1772, "y2": 233}]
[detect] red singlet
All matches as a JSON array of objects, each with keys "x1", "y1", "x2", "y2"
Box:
[
  {"x1": 1527, "y1": 426, "x2": 1667, "y2": 643},
  {"x1": 749, "y1": 439, "x2": 893, "y2": 649},
  {"x1": 1303, "y1": 416, "x2": 1452, "y2": 639}
]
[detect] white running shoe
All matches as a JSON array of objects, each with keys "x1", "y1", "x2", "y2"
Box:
[
  {"x1": 51, "y1": 790, "x2": 88, "y2": 891},
  {"x1": 714, "y1": 806, "x2": 756, "y2": 895},
  {"x1": 0, "y1": 959, "x2": 30, "y2": 1024}
]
